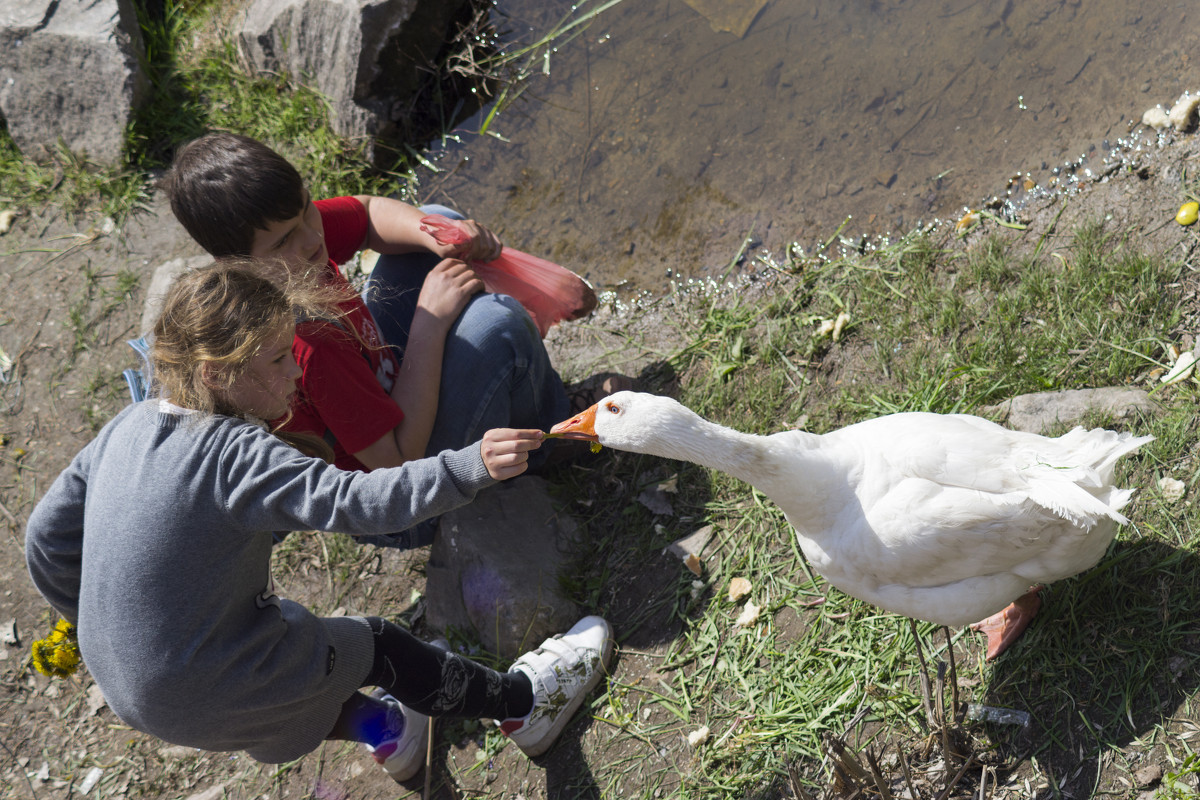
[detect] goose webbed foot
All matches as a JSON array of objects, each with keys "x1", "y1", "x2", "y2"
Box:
[{"x1": 969, "y1": 585, "x2": 1043, "y2": 660}]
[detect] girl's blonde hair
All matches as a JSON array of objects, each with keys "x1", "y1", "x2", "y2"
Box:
[{"x1": 151, "y1": 259, "x2": 350, "y2": 460}]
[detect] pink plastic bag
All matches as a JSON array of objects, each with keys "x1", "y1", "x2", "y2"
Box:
[{"x1": 420, "y1": 215, "x2": 597, "y2": 338}]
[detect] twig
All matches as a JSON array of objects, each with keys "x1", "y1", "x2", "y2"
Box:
[
  {"x1": 978, "y1": 209, "x2": 1028, "y2": 230},
  {"x1": 576, "y1": 39, "x2": 595, "y2": 205},
  {"x1": 592, "y1": 715, "x2": 659, "y2": 749},
  {"x1": 10, "y1": 308, "x2": 51, "y2": 380},
  {"x1": 1031, "y1": 199, "x2": 1068, "y2": 260},
  {"x1": 420, "y1": 157, "x2": 467, "y2": 203},
  {"x1": 937, "y1": 660, "x2": 953, "y2": 773},
  {"x1": 786, "y1": 759, "x2": 817, "y2": 800},
  {"x1": 424, "y1": 716, "x2": 433, "y2": 800},
  {"x1": 0, "y1": 495, "x2": 17, "y2": 527},
  {"x1": 721, "y1": 225, "x2": 758, "y2": 283},
  {"x1": 933, "y1": 754, "x2": 978, "y2": 800},
  {"x1": 909, "y1": 619, "x2": 936, "y2": 727},
  {"x1": 0, "y1": 734, "x2": 40, "y2": 798},
  {"x1": 823, "y1": 733, "x2": 871, "y2": 785},
  {"x1": 944, "y1": 627, "x2": 961, "y2": 724},
  {"x1": 898, "y1": 749, "x2": 920, "y2": 800},
  {"x1": 864, "y1": 747, "x2": 894, "y2": 800}
]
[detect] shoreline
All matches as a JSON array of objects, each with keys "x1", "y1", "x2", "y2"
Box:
[{"x1": 544, "y1": 124, "x2": 1200, "y2": 387}]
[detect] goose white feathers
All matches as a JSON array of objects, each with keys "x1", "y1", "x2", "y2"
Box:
[{"x1": 550, "y1": 391, "x2": 1153, "y2": 657}]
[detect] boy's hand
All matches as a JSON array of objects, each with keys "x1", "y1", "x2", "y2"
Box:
[
  {"x1": 417, "y1": 259, "x2": 484, "y2": 324},
  {"x1": 435, "y1": 219, "x2": 503, "y2": 262},
  {"x1": 479, "y1": 428, "x2": 544, "y2": 480}
]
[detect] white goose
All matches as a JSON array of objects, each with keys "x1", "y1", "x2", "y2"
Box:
[{"x1": 550, "y1": 391, "x2": 1153, "y2": 658}]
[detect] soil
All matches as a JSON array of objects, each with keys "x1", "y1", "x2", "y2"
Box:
[{"x1": 1, "y1": 128, "x2": 1199, "y2": 800}]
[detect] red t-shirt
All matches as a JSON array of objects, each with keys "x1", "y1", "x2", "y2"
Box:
[{"x1": 275, "y1": 196, "x2": 404, "y2": 471}]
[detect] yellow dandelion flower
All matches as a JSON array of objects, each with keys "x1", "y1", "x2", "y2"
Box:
[{"x1": 31, "y1": 619, "x2": 81, "y2": 678}]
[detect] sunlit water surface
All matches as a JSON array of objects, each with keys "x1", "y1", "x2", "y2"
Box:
[{"x1": 417, "y1": 0, "x2": 1197, "y2": 295}]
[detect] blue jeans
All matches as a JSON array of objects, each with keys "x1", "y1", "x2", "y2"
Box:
[{"x1": 358, "y1": 206, "x2": 570, "y2": 548}]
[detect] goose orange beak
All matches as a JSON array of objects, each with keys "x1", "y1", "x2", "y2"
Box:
[{"x1": 549, "y1": 404, "x2": 599, "y2": 441}]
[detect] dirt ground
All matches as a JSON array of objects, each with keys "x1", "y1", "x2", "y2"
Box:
[{"x1": 1, "y1": 126, "x2": 1199, "y2": 800}]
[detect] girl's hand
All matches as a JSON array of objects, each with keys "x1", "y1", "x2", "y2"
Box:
[
  {"x1": 479, "y1": 428, "x2": 544, "y2": 480},
  {"x1": 417, "y1": 259, "x2": 484, "y2": 325},
  {"x1": 436, "y1": 219, "x2": 502, "y2": 262}
]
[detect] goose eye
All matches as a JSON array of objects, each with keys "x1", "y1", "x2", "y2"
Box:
[{"x1": 607, "y1": 402, "x2": 621, "y2": 414}]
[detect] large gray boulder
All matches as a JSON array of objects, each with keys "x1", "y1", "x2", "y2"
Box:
[
  {"x1": 0, "y1": 0, "x2": 147, "y2": 163},
  {"x1": 425, "y1": 476, "x2": 581, "y2": 659},
  {"x1": 238, "y1": 0, "x2": 471, "y2": 145}
]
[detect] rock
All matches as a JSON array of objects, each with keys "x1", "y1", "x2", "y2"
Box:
[
  {"x1": 1158, "y1": 476, "x2": 1186, "y2": 502},
  {"x1": 85, "y1": 684, "x2": 107, "y2": 716},
  {"x1": 426, "y1": 476, "x2": 580, "y2": 658},
  {"x1": 140, "y1": 255, "x2": 211, "y2": 336},
  {"x1": 0, "y1": 0, "x2": 147, "y2": 163},
  {"x1": 238, "y1": 0, "x2": 472, "y2": 148},
  {"x1": 636, "y1": 485, "x2": 674, "y2": 515},
  {"x1": 1141, "y1": 106, "x2": 1170, "y2": 130},
  {"x1": 158, "y1": 745, "x2": 199, "y2": 760},
  {"x1": 182, "y1": 784, "x2": 227, "y2": 800},
  {"x1": 1168, "y1": 92, "x2": 1200, "y2": 132},
  {"x1": 664, "y1": 524, "x2": 715, "y2": 575},
  {"x1": 1134, "y1": 762, "x2": 1163, "y2": 788},
  {"x1": 981, "y1": 387, "x2": 1157, "y2": 434}
]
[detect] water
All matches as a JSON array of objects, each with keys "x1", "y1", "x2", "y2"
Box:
[{"x1": 418, "y1": 0, "x2": 1197, "y2": 295}]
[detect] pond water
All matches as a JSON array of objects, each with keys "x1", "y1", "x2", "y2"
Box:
[{"x1": 417, "y1": 0, "x2": 1197, "y2": 296}]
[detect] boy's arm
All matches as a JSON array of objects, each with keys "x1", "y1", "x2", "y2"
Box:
[
  {"x1": 345, "y1": 195, "x2": 491, "y2": 468},
  {"x1": 353, "y1": 307, "x2": 445, "y2": 467},
  {"x1": 354, "y1": 195, "x2": 502, "y2": 262},
  {"x1": 353, "y1": 259, "x2": 483, "y2": 469}
]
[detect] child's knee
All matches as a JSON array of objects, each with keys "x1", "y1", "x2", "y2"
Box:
[{"x1": 460, "y1": 293, "x2": 540, "y2": 343}]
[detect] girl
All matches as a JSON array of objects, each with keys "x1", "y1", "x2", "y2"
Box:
[{"x1": 24, "y1": 260, "x2": 613, "y2": 782}]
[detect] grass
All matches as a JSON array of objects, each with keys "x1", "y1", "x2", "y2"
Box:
[
  {"x1": 3, "y1": 0, "x2": 1197, "y2": 798},
  {"x1": 0, "y1": 130, "x2": 148, "y2": 224},
  {"x1": 64, "y1": 264, "x2": 141, "y2": 356},
  {"x1": 514, "y1": 220, "x2": 1197, "y2": 799}
]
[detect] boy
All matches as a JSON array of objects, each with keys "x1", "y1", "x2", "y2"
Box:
[{"x1": 164, "y1": 133, "x2": 572, "y2": 509}]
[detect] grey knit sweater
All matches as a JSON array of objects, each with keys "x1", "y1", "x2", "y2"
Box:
[{"x1": 25, "y1": 400, "x2": 495, "y2": 762}]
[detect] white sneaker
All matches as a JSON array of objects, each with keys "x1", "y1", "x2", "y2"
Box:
[
  {"x1": 363, "y1": 637, "x2": 451, "y2": 782},
  {"x1": 497, "y1": 615, "x2": 614, "y2": 757},
  {"x1": 364, "y1": 689, "x2": 428, "y2": 783}
]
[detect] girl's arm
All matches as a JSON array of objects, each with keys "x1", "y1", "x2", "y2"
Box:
[
  {"x1": 25, "y1": 449, "x2": 91, "y2": 625},
  {"x1": 221, "y1": 426, "x2": 540, "y2": 535},
  {"x1": 353, "y1": 195, "x2": 501, "y2": 262}
]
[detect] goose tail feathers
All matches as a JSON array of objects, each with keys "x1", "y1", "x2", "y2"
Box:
[{"x1": 1024, "y1": 429, "x2": 1152, "y2": 527}]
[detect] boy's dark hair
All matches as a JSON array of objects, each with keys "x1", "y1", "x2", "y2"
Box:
[{"x1": 164, "y1": 132, "x2": 307, "y2": 258}]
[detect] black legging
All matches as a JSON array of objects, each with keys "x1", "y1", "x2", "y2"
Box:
[{"x1": 327, "y1": 617, "x2": 534, "y2": 744}]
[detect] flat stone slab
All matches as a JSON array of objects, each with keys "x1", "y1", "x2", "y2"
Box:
[
  {"x1": 425, "y1": 475, "x2": 580, "y2": 658},
  {"x1": 981, "y1": 386, "x2": 1158, "y2": 434}
]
